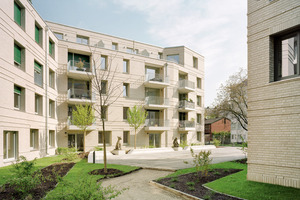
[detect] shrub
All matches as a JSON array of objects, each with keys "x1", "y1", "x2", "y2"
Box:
[
  {"x1": 186, "y1": 182, "x2": 195, "y2": 186},
  {"x1": 184, "y1": 149, "x2": 212, "y2": 178},
  {"x1": 170, "y1": 177, "x2": 178, "y2": 182},
  {"x1": 56, "y1": 147, "x2": 77, "y2": 155},
  {"x1": 179, "y1": 141, "x2": 189, "y2": 149},
  {"x1": 213, "y1": 139, "x2": 220, "y2": 147},
  {"x1": 10, "y1": 156, "x2": 36, "y2": 177}
]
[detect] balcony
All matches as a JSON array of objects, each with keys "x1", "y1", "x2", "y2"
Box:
[
  {"x1": 67, "y1": 116, "x2": 96, "y2": 131},
  {"x1": 67, "y1": 89, "x2": 96, "y2": 104},
  {"x1": 67, "y1": 60, "x2": 94, "y2": 80},
  {"x1": 144, "y1": 96, "x2": 170, "y2": 110},
  {"x1": 144, "y1": 119, "x2": 170, "y2": 131},
  {"x1": 178, "y1": 120, "x2": 195, "y2": 131},
  {"x1": 178, "y1": 100, "x2": 195, "y2": 112},
  {"x1": 178, "y1": 80, "x2": 195, "y2": 93},
  {"x1": 144, "y1": 73, "x2": 169, "y2": 88}
]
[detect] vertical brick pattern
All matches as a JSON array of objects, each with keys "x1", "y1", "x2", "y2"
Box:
[{"x1": 247, "y1": 0, "x2": 300, "y2": 188}]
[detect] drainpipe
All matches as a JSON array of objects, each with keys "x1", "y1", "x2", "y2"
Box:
[
  {"x1": 165, "y1": 63, "x2": 168, "y2": 147},
  {"x1": 45, "y1": 26, "x2": 49, "y2": 155}
]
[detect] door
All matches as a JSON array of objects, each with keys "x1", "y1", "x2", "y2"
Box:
[
  {"x1": 68, "y1": 133, "x2": 83, "y2": 151},
  {"x1": 149, "y1": 133, "x2": 161, "y2": 148}
]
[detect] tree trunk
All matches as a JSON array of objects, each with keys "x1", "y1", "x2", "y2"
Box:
[
  {"x1": 83, "y1": 130, "x2": 86, "y2": 153},
  {"x1": 102, "y1": 119, "x2": 107, "y2": 173},
  {"x1": 134, "y1": 128, "x2": 137, "y2": 149}
]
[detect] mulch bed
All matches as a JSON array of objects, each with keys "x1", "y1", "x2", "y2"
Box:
[
  {"x1": 156, "y1": 168, "x2": 243, "y2": 200},
  {"x1": 89, "y1": 167, "x2": 142, "y2": 181},
  {"x1": 233, "y1": 158, "x2": 247, "y2": 164},
  {"x1": 0, "y1": 162, "x2": 75, "y2": 200}
]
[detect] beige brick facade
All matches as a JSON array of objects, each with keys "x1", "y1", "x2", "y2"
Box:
[{"x1": 247, "y1": 0, "x2": 300, "y2": 188}]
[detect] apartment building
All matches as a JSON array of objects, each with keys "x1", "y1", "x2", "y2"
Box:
[
  {"x1": 0, "y1": 0, "x2": 204, "y2": 167},
  {"x1": 248, "y1": 0, "x2": 300, "y2": 188}
]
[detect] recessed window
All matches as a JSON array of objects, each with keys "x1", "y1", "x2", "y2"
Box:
[
  {"x1": 197, "y1": 132, "x2": 201, "y2": 141},
  {"x1": 14, "y1": 1, "x2": 24, "y2": 29},
  {"x1": 126, "y1": 48, "x2": 138, "y2": 54},
  {"x1": 193, "y1": 57, "x2": 198, "y2": 69},
  {"x1": 49, "y1": 39, "x2": 54, "y2": 58},
  {"x1": 123, "y1": 59, "x2": 129, "y2": 73},
  {"x1": 98, "y1": 131, "x2": 111, "y2": 145},
  {"x1": 274, "y1": 29, "x2": 300, "y2": 81},
  {"x1": 112, "y1": 43, "x2": 118, "y2": 50},
  {"x1": 101, "y1": 56, "x2": 107, "y2": 70},
  {"x1": 197, "y1": 96, "x2": 201, "y2": 106},
  {"x1": 14, "y1": 85, "x2": 24, "y2": 110},
  {"x1": 101, "y1": 106, "x2": 107, "y2": 120},
  {"x1": 30, "y1": 129, "x2": 39, "y2": 150},
  {"x1": 76, "y1": 35, "x2": 89, "y2": 45},
  {"x1": 197, "y1": 78, "x2": 202, "y2": 89},
  {"x1": 3, "y1": 131, "x2": 18, "y2": 160},
  {"x1": 123, "y1": 131, "x2": 129, "y2": 145},
  {"x1": 101, "y1": 81, "x2": 107, "y2": 94},
  {"x1": 49, "y1": 69, "x2": 55, "y2": 89},
  {"x1": 123, "y1": 83, "x2": 129, "y2": 97},
  {"x1": 35, "y1": 94, "x2": 43, "y2": 115},
  {"x1": 14, "y1": 42, "x2": 24, "y2": 70},
  {"x1": 34, "y1": 61, "x2": 43, "y2": 87},
  {"x1": 167, "y1": 54, "x2": 179, "y2": 64},
  {"x1": 158, "y1": 52, "x2": 163, "y2": 59},
  {"x1": 49, "y1": 99, "x2": 55, "y2": 118},
  {"x1": 49, "y1": 130, "x2": 55, "y2": 147},
  {"x1": 35, "y1": 23, "x2": 42, "y2": 47},
  {"x1": 123, "y1": 107, "x2": 129, "y2": 120},
  {"x1": 197, "y1": 114, "x2": 201, "y2": 124},
  {"x1": 54, "y1": 32, "x2": 63, "y2": 40}
]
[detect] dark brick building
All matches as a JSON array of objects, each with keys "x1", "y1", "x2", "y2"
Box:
[{"x1": 205, "y1": 118, "x2": 231, "y2": 143}]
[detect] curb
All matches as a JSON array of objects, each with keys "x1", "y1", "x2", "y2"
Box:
[
  {"x1": 202, "y1": 185, "x2": 247, "y2": 200},
  {"x1": 142, "y1": 167, "x2": 176, "y2": 172}
]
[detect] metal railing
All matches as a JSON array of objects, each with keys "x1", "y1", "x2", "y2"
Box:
[
  {"x1": 67, "y1": 89, "x2": 95, "y2": 101},
  {"x1": 145, "y1": 96, "x2": 169, "y2": 106},
  {"x1": 179, "y1": 80, "x2": 195, "y2": 89},
  {"x1": 145, "y1": 73, "x2": 168, "y2": 83},
  {"x1": 179, "y1": 120, "x2": 195, "y2": 128},
  {"x1": 145, "y1": 119, "x2": 169, "y2": 127},
  {"x1": 178, "y1": 100, "x2": 195, "y2": 109},
  {"x1": 68, "y1": 60, "x2": 92, "y2": 72}
]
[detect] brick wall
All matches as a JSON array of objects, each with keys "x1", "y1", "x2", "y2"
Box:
[{"x1": 211, "y1": 119, "x2": 231, "y2": 133}]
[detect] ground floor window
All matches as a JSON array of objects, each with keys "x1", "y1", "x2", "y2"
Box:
[
  {"x1": 149, "y1": 133, "x2": 161, "y2": 148},
  {"x1": 98, "y1": 131, "x2": 111, "y2": 145},
  {"x1": 3, "y1": 131, "x2": 18, "y2": 160},
  {"x1": 68, "y1": 133, "x2": 83, "y2": 151},
  {"x1": 180, "y1": 133, "x2": 187, "y2": 144},
  {"x1": 30, "y1": 129, "x2": 39, "y2": 150},
  {"x1": 49, "y1": 130, "x2": 55, "y2": 147},
  {"x1": 197, "y1": 132, "x2": 201, "y2": 141},
  {"x1": 123, "y1": 131, "x2": 129, "y2": 145}
]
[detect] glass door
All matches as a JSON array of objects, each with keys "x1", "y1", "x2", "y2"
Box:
[{"x1": 149, "y1": 133, "x2": 161, "y2": 148}]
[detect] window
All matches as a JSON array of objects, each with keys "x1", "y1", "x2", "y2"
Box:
[
  {"x1": 49, "y1": 130, "x2": 55, "y2": 147},
  {"x1": 123, "y1": 107, "x2": 129, "y2": 120},
  {"x1": 76, "y1": 35, "x2": 89, "y2": 45},
  {"x1": 158, "y1": 52, "x2": 163, "y2": 59},
  {"x1": 98, "y1": 131, "x2": 111, "y2": 145},
  {"x1": 35, "y1": 94, "x2": 42, "y2": 115},
  {"x1": 30, "y1": 129, "x2": 39, "y2": 150},
  {"x1": 35, "y1": 23, "x2": 42, "y2": 46},
  {"x1": 49, "y1": 39, "x2": 54, "y2": 58},
  {"x1": 101, "y1": 106, "x2": 107, "y2": 120},
  {"x1": 197, "y1": 132, "x2": 201, "y2": 141},
  {"x1": 167, "y1": 54, "x2": 179, "y2": 64},
  {"x1": 14, "y1": 1, "x2": 24, "y2": 28},
  {"x1": 14, "y1": 85, "x2": 23, "y2": 110},
  {"x1": 126, "y1": 48, "x2": 138, "y2": 54},
  {"x1": 112, "y1": 43, "x2": 118, "y2": 50},
  {"x1": 123, "y1": 59, "x2": 129, "y2": 73},
  {"x1": 101, "y1": 81, "x2": 107, "y2": 94},
  {"x1": 101, "y1": 56, "x2": 107, "y2": 70},
  {"x1": 197, "y1": 114, "x2": 201, "y2": 124},
  {"x1": 14, "y1": 42, "x2": 24, "y2": 70},
  {"x1": 197, "y1": 78, "x2": 202, "y2": 89},
  {"x1": 274, "y1": 29, "x2": 300, "y2": 81},
  {"x1": 54, "y1": 32, "x2": 63, "y2": 40},
  {"x1": 49, "y1": 99, "x2": 55, "y2": 118},
  {"x1": 123, "y1": 131, "x2": 129, "y2": 144},
  {"x1": 3, "y1": 131, "x2": 18, "y2": 160},
  {"x1": 49, "y1": 69, "x2": 55, "y2": 88},
  {"x1": 197, "y1": 96, "x2": 201, "y2": 106},
  {"x1": 123, "y1": 83, "x2": 129, "y2": 97},
  {"x1": 34, "y1": 61, "x2": 43, "y2": 87},
  {"x1": 193, "y1": 56, "x2": 198, "y2": 69}
]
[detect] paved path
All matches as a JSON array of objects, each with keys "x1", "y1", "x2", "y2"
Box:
[{"x1": 101, "y1": 169, "x2": 184, "y2": 200}]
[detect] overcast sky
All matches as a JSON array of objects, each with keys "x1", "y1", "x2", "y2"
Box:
[{"x1": 33, "y1": 0, "x2": 247, "y2": 107}]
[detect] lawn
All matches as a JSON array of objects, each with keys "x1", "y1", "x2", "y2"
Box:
[{"x1": 159, "y1": 161, "x2": 300, "y2": 200}]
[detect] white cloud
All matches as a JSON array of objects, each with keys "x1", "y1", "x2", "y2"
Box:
[{"x1": 114, "y1": 0, "x2": 247, "y2": 106}]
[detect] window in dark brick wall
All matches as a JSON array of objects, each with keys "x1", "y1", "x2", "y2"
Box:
[{"x1": 274, "y1": 29, "x2": 300, "y2": 81}]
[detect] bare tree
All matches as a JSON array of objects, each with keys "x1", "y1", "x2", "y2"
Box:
[{"x1": 213, "y1": 69, "x2": 248, "y2": 131}]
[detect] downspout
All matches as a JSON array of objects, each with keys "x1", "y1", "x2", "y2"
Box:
[
  {"x1": 45, "y1": 26, "x2": 49, "y2": 155},
  {"x1": 165, "y1": 63, "x2": 168, "y2": 147}
]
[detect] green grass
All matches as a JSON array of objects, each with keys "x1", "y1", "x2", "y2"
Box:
[
  {"x1": 45, "y1": 159, "x2": 139, "y2": 199},
  {"x1": 159, "y1": 161, "x2": 300, "y2": 200}
]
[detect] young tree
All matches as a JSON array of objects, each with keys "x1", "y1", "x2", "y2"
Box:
[
  {"x1": 127, "y1": 105, "x2": 148, "y2": 149},
  {"x1": 213, "y1": 69, "x2": 248, "y2": 131},
  {"x1": 71, "y1": 104, "x2": 95, "y2": 152}
]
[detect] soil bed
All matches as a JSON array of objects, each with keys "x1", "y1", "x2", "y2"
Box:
[
  {"x1": 156, "y1": 168, "x2": 243, "y2": 200},
  {"x1": 232, "y1": 158, "x2": 247, "y2": 164},
  {"x1": 0, "y1": 162, "x2": 75, "y2": 200},
  {"x1": 89, "y1": 167, "x2": 142, "y2": 181}
]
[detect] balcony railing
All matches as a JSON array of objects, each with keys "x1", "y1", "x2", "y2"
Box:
[
  {"x1": 178, "y1": 100, "x2": 195, "y2": 109},
  {"x1": 145, "y1": 119, "x2": 169, "y2": 127},
  {"x1": 145, "y1": 73, "x2": 168, "y2": 83},
  {"x1": 179, "y1": 80, "x2": 195, "y2": 89},
  {"x1": 68, "y1": 60, "x2": 92, "y2": 72},
  {"x1": 67, "y1": 89, "x2": 95, "y2": 101},
  {"x1": 145, "y1": 96, "x2": 169, "y2": 106},
  {"x1": 179, "y1": 120, "x2": 195, "y2": 128}
]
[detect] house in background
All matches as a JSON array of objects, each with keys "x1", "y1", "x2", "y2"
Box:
[
  {"x1": 230, "y1": 119, "x2": 247, "y2": 143},
  {"x1": 205, "y1": 118, "x2": 231, "y2": 143}
]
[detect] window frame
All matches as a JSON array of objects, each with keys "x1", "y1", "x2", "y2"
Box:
[
  {"x1": 35, "y1": 93, "x2": 43, "y2": 115},
  {"x1": 123, "y1": 107, "x2": 129, "y2": 120},
  {"x1": 193, "y1": 56, "x2": 198, "y2": 69},
  {"x1": 14, "y1": 85, "x2": 22, "y2": 110},
  {"x1": 123, "y1": 83, "x2": 129, "y2": 97},
  {"x1": 49, "y1": 69, "x2": 55, "y2": 89},
  {"x1": 35, "y1": 23, "x2": 42, "y2": 47},
  {"x1": 197, "y1": 95, "x2": 201, "y2": 106},
  {"x1": 112, "y1": 43, "x2": 118, "y2": 50},
  {"x1": 98, "y1": 131, "x2": 111, "y2": 145},
  {"x1": 49, "y1": 99, "x2": 55, "y2": 118},
  {"x1": 197, "y1": 114, "x2": 201, "y2": 124},
  {"x1": 49, "y1": 130, "x2": 55, "y2": 148},
  {"x1": 34, "y1": 61, "x2": 43, "y2": 87},
  {"x1": 197, "y1": 77, "x2": 202, "y2": 89},
  {"x1": 30, "y1": 129, "x2": 39, "y2": 150},
  {"x1": 123, "y1": 59, "x2": 129, "y2": 73},
  {"x1": 3, "y1": 131, "x2": 18, "y2": 161},
  {"x1": 49, "y1": 39, "x2": 55, "y2": 58},
  {"x1": 100, "y1": 55, "x2": 107, "y2": 70},
  {"x1": 76, "y1": 35, "x2": 89, "y2": 45},
  {"x1": 123, "y1": 131, "x2": 129, "y2": 145}
]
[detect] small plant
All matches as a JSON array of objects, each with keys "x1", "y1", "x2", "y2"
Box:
[
  {"x1": 188, "y1": 186, "x2": 195, "y2": 191},
  {"x1": 179, "y1": 141, "x2": 188, "y2": 149},
  {"x1": 169, "y1": 183, "x2": 175, "y2": 188},
  {"x1": 57, "y1": 147, "x2": 78, "y2": 162},
  {"x1": 203, "y1": 190, "x2": 215, "y2": 200},
  {"x1": 224, "y1": 169, "x2": 230, "y2": 172},
  {"x1": 186, "y1": 181, "x2": 195, "y2": 186},
  {"x1": 213, "y1": 171, "x2": 221, "y2": 175},
  {"x1": 10, "y1": 156, "x2": 36, "y2": 177},
  {"x1": 213, "y1": 138, "x2": 220, "y2": 147},
  {"x1": 171, "y1": 177, "x2": 178, "y2": 182},
  {"x1": 184, "y1": 149, "x2": 212, "y2": 178}
]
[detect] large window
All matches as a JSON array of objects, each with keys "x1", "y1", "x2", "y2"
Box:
[
  {"x1": 76, "y1": 35, "x2": 89, "y2": 45},
  {"x1": 123, "y1": 107, "x2": 129, "y2": 120},
  {"x1": 3, "y1": 131, "x2": 18, "y2": 160},
  {"x1": 34, "y1": 61, "x2": 43, "y2": 87},
  {"x1": 274, "y1": 29, "x2": 300, "y2": 81},
  {"x1": 35, "y1": 94, "x2": 43, "y2": 115},
  {"x1": 30, "y1": 129, "x2": 39, "y2": 150},
  {"x1": 167, "y1": 54, "x2": 179, "y2": 64},
  {"x1": 98, "y1": 131, "x2": 111, "y2": 145},
  {"x1": 49, "y1": 130, "x2": 55, "y2": 147},
  {"x1": 123, "y1": 59, "x2": 129, "y2": 73},
  {"x1": 101, "y1": 56, "x2": 107, "y2": 70},
  {"x1": 123, "y1": 131, "x2": 129, "y2": 145}
]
